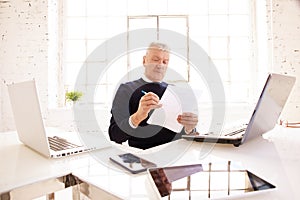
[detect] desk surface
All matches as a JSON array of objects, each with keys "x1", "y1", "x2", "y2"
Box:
[
  {"x1": 1, "y1": 126, "x2": 300, "y2": 199},
  {"x1": 0, "y1": 131, "x2": 95, "y2": 194},
  {"x1": 72, "y1": 126, "x2": 300, "y2": 200}
]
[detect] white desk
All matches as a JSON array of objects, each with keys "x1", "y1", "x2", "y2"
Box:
[
  {"x1": 72, "y1": 125, "x2": 300, "y2": 200},
  {"x1": 0, "y1": 131, "x2": 97, "y2": 200},
  {"x1": 1, "y1": 126, "x2": 300, "y2": 200}
]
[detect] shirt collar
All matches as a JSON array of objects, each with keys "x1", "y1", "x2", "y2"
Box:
[{"x1": 142, "y1": 73, "x2": 162, "y2": 83}]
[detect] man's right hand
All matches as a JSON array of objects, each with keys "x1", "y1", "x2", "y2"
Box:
[{"x1": 131, "y1": 92, "x2": 162, "y2": 127}]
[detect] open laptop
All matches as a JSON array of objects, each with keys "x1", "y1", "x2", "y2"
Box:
[
  {"x1": 7, "y1": 80, "x2": 111, "y2": 158},
  {"x1": 182, "y1": 73, "x2": 296, "y2": 147}
]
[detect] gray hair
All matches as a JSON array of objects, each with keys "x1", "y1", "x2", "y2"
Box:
[{"x1": 147, "y1": 42, "x2": 170, "y2": 53}]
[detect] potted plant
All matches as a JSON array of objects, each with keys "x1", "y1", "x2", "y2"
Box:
[{"x1": 65, "y1": 91, "x2": 83, "y2": 107}]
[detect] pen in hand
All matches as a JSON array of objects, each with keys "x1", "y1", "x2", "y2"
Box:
[
  {"x1": 141, "y1": 90, "x2": 147, "y2": 95},
  {"x1": 140, "y1": 90, "x2": 162, "y2": 109}
]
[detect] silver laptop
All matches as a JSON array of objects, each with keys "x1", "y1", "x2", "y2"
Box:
[
  {"x1": 7, "y1": 80, "x2": 111, "y2": 158},
  {"x1": 182, "y1": 73, "x2": 296, "y2": 147}
]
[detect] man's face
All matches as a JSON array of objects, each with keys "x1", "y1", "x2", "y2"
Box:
[{"x1": 143, "y1": 47, "x2": 169, "y2": 82}]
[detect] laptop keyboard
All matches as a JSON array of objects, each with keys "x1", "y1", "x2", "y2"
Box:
[
  {"x1": 48, "y1": 136, "x2": 82, "y2": 151},
  {"x1": 224, "y1": 127, "x2": 246, "y2": 136},
  {"x1": 222, "y1": 124, "x2": 247, "y2": 136}
]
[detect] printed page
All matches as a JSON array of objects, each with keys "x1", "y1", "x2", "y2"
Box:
[
  {"x1": 147, "y1": 85, "x2": 183, "y2": 133},
  {"x1": 147, "y1": 85, "x2": 197, "y2": 133}
]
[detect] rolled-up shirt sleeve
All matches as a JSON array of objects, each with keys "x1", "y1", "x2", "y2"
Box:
[{"x1": 129, "y1": 116, "x2": 138, "y2": 129}]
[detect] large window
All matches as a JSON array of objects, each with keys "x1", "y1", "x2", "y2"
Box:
[
  {"x1": 48, "y1": 0, "x2": 267, "y2": 108},
  {"x1": 127, "y1": 15, "x2": 190, "y2": 82}
]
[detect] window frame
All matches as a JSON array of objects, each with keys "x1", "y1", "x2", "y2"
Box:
[{"x1": 53, "y1": 0, "x2": 262, "y2": 108}]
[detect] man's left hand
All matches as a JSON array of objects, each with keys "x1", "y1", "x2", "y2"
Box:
[{"x1": 177, "y1": 112, "x2": 198, "y2": 133}]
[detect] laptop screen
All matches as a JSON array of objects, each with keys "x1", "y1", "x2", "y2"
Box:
[
  {"x1": 241, "y1": 73, "x2": 296, "y2": 144},
  {"x1": 7, "y1": 80, "x2": 50, "y2": 156}
]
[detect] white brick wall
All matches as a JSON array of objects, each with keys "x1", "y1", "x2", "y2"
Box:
[
  {"x1": 0, "y1": 0, "x2": 300, "y2": 132},
  {"x1": 268, "y1": 0, "x2": 300, "y2": 121},
  {"x1": 0, "y1": 0, "x2": 48, "y2": 131}
]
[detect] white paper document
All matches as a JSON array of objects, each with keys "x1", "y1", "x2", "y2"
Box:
[
  {"x1": 147, "y1": 85, "x2": 184, "y2": 133},
  {"x1": 147, "y1": 85, "x2": 197, "y2": 133}
]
